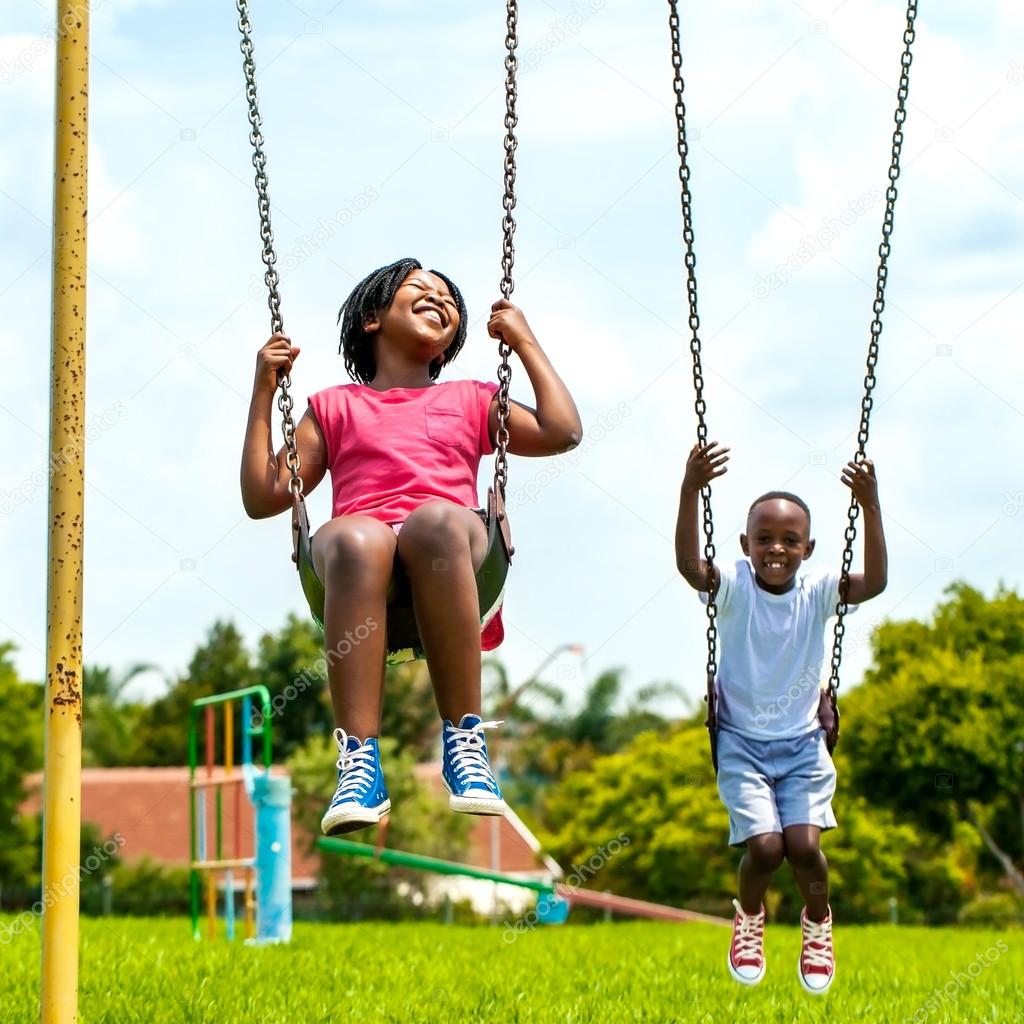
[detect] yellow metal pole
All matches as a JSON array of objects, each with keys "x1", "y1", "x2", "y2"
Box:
[
  {"x1": 206, "y1": 872, "x2": 217, "y2": 940},
  {"x1": 245, "y1": 868, "x2": 255, "y2": 939},
  {"x1": 41, "y1": 3, "x2": 89, "y2": 1022}
]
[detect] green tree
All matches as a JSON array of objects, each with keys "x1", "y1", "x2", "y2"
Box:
[
  {"x1": 380, "y1": 660, "x2": 443, "y2": 760},
  {"x1": 486, "y1": 665, "x2": 686, "y2": 817},
  {"x1": 254, "y1": 617, "x2": 458, "y2": 763},
  {"x1": 253, "y1": 614, "x2": 332, "y2": 760},
  {"x1": 0, "y1": 644, "x2": 43, "y2": 897},
  {"x1": 842, "y1": 584, "x2": 1024, "y2": 897},
  {"x1": 133, "y1": 621, "x2": 251, "y2": 765},
  {"x1": 81, "y1": 662, "x2": 159, "y2": 767},
  {"x1": 287, "y1": 733, "x2": 471, "y2": 918},
  {"x1": 541, "y1": 718, "x2": 977, "y2": 922},
  {"x1": 541, "y1": 720, "x2": 732, "y2": 914}
]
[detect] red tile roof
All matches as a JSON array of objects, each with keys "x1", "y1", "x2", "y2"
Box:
[{"x1": 21, "y1": 764, "x2": 551, "y2": 885}]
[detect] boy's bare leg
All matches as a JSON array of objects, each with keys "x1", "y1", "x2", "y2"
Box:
[
  {"x1": 312, "y1": 515, "x2": 397, "y2": 739},
  {"x1": 396, "y1": 502, "x2": 488, "y2": 720},
  {"x1": 738, "y1": 833, "x2": 785, "y2": 914},
  {"x1": 784, "y1": 824, "x2": 830, "y2": 920}
]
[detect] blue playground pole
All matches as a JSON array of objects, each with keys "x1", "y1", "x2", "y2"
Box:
[
  {"x1": 535, "y1": 891, "x2": 570, "y2": 924},
  {"x1": 249, "y1": 772, "x2": 293, "y2": 945}
]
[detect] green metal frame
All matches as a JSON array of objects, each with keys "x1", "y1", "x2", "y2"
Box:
[
  {"x1": 317, "y1": 836, "x2": 553, "y2": 894},
  {"x1": 188, "y1": 686, "x2": 272, "y2": 940},
  {"x1": 188, "y1": 686, "x2": 273, "y2": 774}
]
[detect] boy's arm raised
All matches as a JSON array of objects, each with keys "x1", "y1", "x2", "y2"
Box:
[
  {"x1": 240, "y1": 333, "x2": 328, "y2": 519},
  {"x1": 485, "y1": 300, "x2": 582, "y2": 457},
  {"x1": 676, "y1": 442, "x2": 729, "y2": 592},
  {"x1": 839, "y1": 459, "x2": 888, "y2": 604}
]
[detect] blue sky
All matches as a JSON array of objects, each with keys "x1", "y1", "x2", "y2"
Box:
[{"x1": 1, "y1": 0, "x2": 1022, "y2": 716}]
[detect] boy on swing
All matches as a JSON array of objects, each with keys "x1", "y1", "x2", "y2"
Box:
[{"x1": 676, "y1": 442, "x2": 888, "y2": 995}]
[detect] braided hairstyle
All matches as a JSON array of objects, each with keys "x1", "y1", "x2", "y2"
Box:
[
  {"x1": 338, "y1": 258, "x2": 468, "y2": 384},
  {"x1": 748, "y1": 491, "x2": 812, "y2": 533}
]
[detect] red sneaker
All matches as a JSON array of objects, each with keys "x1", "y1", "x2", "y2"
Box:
[
  {"x1": 728, "y1": 899, "x2": 766, "y2": 985},
  {"x1": 798, "y1": 906, "x2": 835, "y2": 995}
]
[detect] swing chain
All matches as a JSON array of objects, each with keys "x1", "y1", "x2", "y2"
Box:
[
  {"x1": 668, "y1": 1, "x2": 718, "y2": 696},
  {"x1": 494, "y1": 0, "x2": 519, "y2": 498},
  {"x1": 828, "y1": 0, "x2": 917, "y2": 696},
  {"x1": 236, "y1": 0, "x2": 303, "y2": 497}
]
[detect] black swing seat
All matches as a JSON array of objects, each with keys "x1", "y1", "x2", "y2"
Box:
[{"x1": 291, "y1": 489, "x2": 513, "y2": 661}]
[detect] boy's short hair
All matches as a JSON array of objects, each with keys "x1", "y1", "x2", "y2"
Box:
[
  {"x1": 338, "y1": 257, "x2": 468, "y2": 384},
  {"x1": 747, "y1": 491, "x2": 812, "y2": 533}
]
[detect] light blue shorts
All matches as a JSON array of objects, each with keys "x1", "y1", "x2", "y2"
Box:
[{"x1": 716, "y1": 726, "x2": 838, "y2": 847}]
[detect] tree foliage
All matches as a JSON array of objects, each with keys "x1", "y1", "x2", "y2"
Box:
[
  {"x1": 0, "y1": 644, "x2": 43, "y2": 893},
  {"x1": 287, "y1": 733, "x2": 471, "y2": 918},
  {"x1": 843, "y1": 584, "x2": 1024, "y2": 895}
]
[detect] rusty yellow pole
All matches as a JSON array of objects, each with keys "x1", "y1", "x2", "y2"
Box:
[{"x1": 41, "y1": 3, "x2": 89, "y2": 1022}]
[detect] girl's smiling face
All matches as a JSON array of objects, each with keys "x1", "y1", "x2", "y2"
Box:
[{"x1": 367, "y1": 270, "x2": 461, "y2": 366}]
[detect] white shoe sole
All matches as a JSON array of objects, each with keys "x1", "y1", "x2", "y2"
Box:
[
  {"x1": 320, "y1": 798, "x2": 391, "y2": 837},
  {"x1": 727, "y1": 952, "x2": 765, "y2": 986},
  {"x1": 798, "y1": 960, "x2": 835, "y2": 995},
  {"x1": 442, "y1": 781, "x2": 506, "y2": 815}
]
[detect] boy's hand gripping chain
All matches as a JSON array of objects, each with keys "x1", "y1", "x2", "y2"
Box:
[
  {"x1": 667, "y1": 0, "x2": 917, "y2": 764},
  {"x1": 824, "y1": 0, "x2": 918, "y2": 753},
  {"x1": 666, "y1": 0, "x2": 719, "y2": 772}
]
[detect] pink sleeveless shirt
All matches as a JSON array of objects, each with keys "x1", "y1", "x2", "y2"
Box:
[{"x1": 307, "y1": 379, "x2": 498, "y2": 525}]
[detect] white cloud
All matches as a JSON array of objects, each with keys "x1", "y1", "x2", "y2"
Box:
[{"x1": 1, "y1": 0, "x2": 1021, "y2": 714}]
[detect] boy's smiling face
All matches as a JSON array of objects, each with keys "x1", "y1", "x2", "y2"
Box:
[{"x1": 741, "y1": 498, "x2": 815, "y2": 594}]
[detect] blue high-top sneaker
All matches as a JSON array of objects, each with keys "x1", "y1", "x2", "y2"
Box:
[
  {"x1": 441, "y1": 714, "x2": 507, "y2": 815},
  {"x1": 320, "y1": 729, "x2": 390, "y2": 836}
]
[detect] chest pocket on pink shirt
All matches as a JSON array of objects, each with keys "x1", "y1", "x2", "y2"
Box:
[{"x1": 425, "y1": 407, "x2": 468, "y2": 449}]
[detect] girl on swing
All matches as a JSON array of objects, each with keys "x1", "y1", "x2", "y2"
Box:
[{"x1": 240, "y1": 258, "x2": 581, "y2": 836}]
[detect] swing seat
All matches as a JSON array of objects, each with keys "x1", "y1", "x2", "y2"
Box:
[{"x1": 291, "y1": 489, "x2": 513, "y2": 662}]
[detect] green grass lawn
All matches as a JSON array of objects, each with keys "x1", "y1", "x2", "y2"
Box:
[{"x1": 1, "y1": 916, "x2": 1021, "y2": 1023}]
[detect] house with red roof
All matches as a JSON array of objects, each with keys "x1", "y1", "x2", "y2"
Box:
[{"x1": 22, "y1": 764, "x2": 561, "y2": 915}]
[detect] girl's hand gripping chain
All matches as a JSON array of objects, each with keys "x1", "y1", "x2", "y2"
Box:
[{"x1": 254, "y1": 332, "x2": 301, "y2": 394}]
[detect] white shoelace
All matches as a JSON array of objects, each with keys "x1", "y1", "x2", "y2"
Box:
[
  {"x1": 801, "y1": 913, "x2": 833, "y2": 969},
  {"x1": 731, "y1": 899, "x2": 765, "y2": 962},
  {"x1": 446, "y1": 719, "x2": 503, "y2": 789},
  {"x1": 332, "y1": 728, "x2": 376, "y2": 801}
]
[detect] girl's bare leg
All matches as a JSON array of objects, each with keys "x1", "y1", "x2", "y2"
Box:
[
  {"x1": 312, "y1": 515, "x2": 397, "y2": 738},
  {"x1": 396, "y1": 502, "x2": 488, "y2": 720}
]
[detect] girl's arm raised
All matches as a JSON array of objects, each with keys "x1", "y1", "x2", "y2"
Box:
[
  {"x1": 240, "y1": 333, "x2": 328, "y2": 519},
  {"x1": 486, "y1": 300, "x2": 582, "y2": 457}
]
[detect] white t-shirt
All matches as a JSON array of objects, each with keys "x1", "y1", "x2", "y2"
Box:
[{"x1": 699, "y1": 559, "x2": 856, "y2": 740}]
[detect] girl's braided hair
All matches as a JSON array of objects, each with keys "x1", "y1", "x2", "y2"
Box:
[{"x1": 338, "y1": 258, "x2": 468, "y2": 384}]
